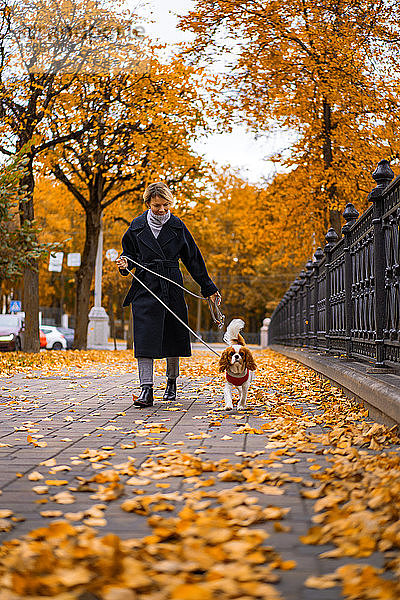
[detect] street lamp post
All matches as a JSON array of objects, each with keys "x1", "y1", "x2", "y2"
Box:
[{"x1": 87, "y1": 213, "x2": 109, "y2": 348}]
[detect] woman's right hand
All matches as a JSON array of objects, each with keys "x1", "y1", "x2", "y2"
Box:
[{"x1": 116, "y1": 256, "x2": 128, "y2": 270}]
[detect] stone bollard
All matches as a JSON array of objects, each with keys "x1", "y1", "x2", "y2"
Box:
[
  {"x1": 87, "y1": 306, "x2": 110, "y2": 349},
  {"x1": 260, "y1": 317, "x2": 270, "y2": 348}
]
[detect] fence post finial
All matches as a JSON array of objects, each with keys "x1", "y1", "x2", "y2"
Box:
[
  {"x1": 305, "y1": 259, "x2": 314, "y2": 272},
  {"x1": 368, "y1": 159, "x2": 394, "y2": 201},
  {"x1": 342, "y1": 203, "x2": 359, "y2": 234},
  {"x1": 314, "y1": 247, "x2": 324, "y2": 262},
  {"x1": 324, "y1": 227, "x2": 339, "y2": 253}
]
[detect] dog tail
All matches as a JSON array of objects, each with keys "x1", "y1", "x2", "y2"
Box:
[{"x1": 223, "y1": 318, "x2": 246, "y2": 345}]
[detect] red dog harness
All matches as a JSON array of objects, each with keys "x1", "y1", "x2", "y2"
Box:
[{"x1": 226, "y1": 368, "x2": 250, "y2": 386}]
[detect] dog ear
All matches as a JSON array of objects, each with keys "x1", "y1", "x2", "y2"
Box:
[
  {"x1": 243, "y1": 347, "x2": 257, "y2": 371},
  {"x1": 219, "y1": 348, "x2": 230, "y2": 372}
]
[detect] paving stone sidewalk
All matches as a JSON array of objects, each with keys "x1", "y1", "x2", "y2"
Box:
[{"x1": 0, "y1": 351, "x2": 392, "y2": 600}]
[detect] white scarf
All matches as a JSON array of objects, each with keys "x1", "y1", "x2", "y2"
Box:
[{"x1": 147, "y1": 209, "x2": 171, "y2": 238}]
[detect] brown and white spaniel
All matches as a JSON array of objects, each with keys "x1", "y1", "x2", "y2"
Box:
[{"x1": 218, "y1": 319, "x2": 257, "y2": 410}]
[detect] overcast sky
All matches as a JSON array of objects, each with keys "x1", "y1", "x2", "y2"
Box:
[{"x1": 126, "y1": 0, "x2": 292, "y2": 184}]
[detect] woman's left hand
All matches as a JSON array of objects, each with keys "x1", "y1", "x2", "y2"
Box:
[
  {"x1": 208, "y1": 292, "x2": 220, "y2": 303},
  {"x1": 116, "y1": 256, "x2": 128, "y2": 270}
]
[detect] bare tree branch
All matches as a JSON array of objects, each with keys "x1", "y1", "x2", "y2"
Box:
[{"x1": 52, "y1": 164, "x2": 88, "y2": 209}]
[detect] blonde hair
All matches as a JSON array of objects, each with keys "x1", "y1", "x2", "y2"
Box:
[{"x1": 143, "y1": 182, "x2": 174, "y2": 206}]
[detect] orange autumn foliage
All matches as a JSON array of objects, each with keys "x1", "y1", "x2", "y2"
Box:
[
  {"x1": 34, "y1": 177, "x2": 85, "y2": 310},
  {"x1": 0, "y1": 0, "x2": 146, "y2": 351},
  {"x1": 180, "y1": 0, "x2": 400, "y2": 242},
  {"x1": 178, "y1": 167, "x2": 299, "y2": 326},
  {"x1": 39, "y1": 44, "x2": 222, "y2": 347}
]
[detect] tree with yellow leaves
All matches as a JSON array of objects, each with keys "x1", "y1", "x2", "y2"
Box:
[
  {"x1": 43, "y1": 54, "x2": 217, "y2": 348},
  {"x1": 0, "y1": 155, "x2": 57, "y2": 297},
  {"x1": 0, "y1": 0, "x2": 145, "y2": 351},
  {"x1": 34, "y1": 176, "x2": 85, "y2": 317},
  {"x1": 179, "y1": 0, "x2": 399, "y2": 238},
  {"x1": 179, "y1": 166, "x2": 300, "y2": 329}
]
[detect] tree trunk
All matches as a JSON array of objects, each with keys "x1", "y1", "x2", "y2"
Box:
[
  {"x1": 73, "y1": 206, "x2": 102, "y2": 349},
  {"x1": 19, "y1": 160, "x2": 40, "y2": 353},
  {"x1": 22, "y1": 267, "x2": 39, "y2": 352},
  {"x1": 329, "y1": 209, "x2": 341, "y2": 236},
  {"x1": 322, "y1": 98, "x2": 342, "y2": 237}
]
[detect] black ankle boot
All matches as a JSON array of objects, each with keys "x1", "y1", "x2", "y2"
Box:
[
  {"x1": 134, "y1": 385, "x2": 154, "y2": 407},
  {"x1": 163, "y1": 378, "x2": 177, "y2": 401}
]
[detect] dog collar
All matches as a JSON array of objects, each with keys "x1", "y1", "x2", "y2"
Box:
[{"x1": 226, "y1": 368, "x2": 249, "y2": 386}]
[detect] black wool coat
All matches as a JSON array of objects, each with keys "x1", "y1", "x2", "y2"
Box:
[{"x1": 119, "y1": 210, "x2": 218, "y2": 358}]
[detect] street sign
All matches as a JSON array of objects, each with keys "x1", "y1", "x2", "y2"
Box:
[
  {"x1": 67, "y1": 252, "x2": 81, "y2": 267},
  {"x1": 9, "y1": 300, "x2": 21, "y2": 313},
  {"x1": 48, "y1": 252, "x2": 64, "y2": 272},
  {"x1": 106, "y1": 248, "x2": 119, "y2": 262}
]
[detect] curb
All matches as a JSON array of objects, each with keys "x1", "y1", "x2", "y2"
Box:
[{"x1": 269, "y1": 344, "x2": 400, "y2": 427}]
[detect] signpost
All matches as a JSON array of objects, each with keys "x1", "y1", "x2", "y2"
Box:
[
  {"x1": 67, "y1": 253, "x2": 81, "y2": 267},
  {"x1": 9, "y1": 300, "x2": 21, "y2": 313},
  {"x1": 48, "y1": 252, "x2": 64, "y2": 272},
  {"x1": 87, "y1": 214, "x2": 109, "y2": 348}
]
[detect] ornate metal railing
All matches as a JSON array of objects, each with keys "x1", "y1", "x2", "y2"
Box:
[{"x1": 269, "y1": 159, "x2": 400, "y2": 370}]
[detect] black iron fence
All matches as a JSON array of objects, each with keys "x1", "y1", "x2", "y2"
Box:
[{"x1": 269, "y1": 159, "x2": 400, "y2": 370}]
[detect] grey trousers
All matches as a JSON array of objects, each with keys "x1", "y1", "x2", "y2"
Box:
[{"x1": 137, "y1": 357, "x2": 179, "y2": 386}]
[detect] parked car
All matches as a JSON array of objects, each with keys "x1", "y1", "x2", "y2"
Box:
[
  {"x1": 40, "y1": 326, "x2": 67, "y2": 350},
  {"x1": 55, "y1": 327, "x2": 74, "y2": 349},
  {"x1": 0, "y1": 314, "x2": 22, "y2": 351}
]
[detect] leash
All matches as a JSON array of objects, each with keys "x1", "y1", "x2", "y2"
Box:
[
  {"x1": 120, "y1": 255, "x2": 224, "y2": 357},
  {"x1": 121, "y1": 255, "x2": 225, "y2": 328},
  {"x1": 123, "y1": 256, "x2": 204, "y2": 298}
]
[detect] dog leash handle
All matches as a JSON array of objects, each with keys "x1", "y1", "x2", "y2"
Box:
[{"x1": 207, "y1": 293, "x2": 225, "y2": 329}]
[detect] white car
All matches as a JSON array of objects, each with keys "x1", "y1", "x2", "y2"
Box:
[{"x1": 40, "y1": 326, "x2": 67, "y2": 350}]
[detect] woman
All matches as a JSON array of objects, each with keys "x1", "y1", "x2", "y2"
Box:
[{"x1": 116, "y1": 182, "x2": 219, "y2": 408}]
